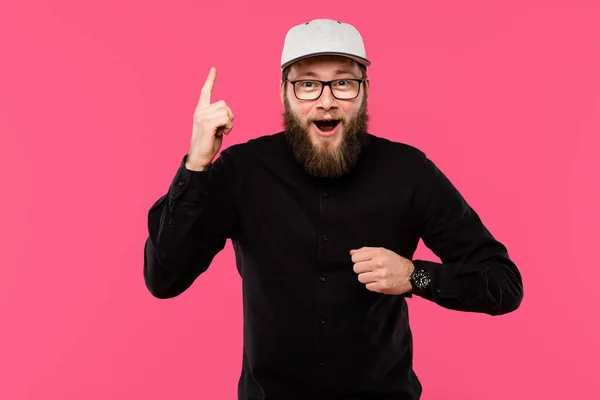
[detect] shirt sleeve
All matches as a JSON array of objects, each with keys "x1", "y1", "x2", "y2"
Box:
[
  {"x1": 143, "y1": 149, "x2": 239, "y2": 299},
  {"x1": 411, "y1": 155, "x2": 524, "y2": 315}
]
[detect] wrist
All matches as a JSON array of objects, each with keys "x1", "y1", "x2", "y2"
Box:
[
  {"x1": 406, "y1": 261, "x2": 416, "y2": 292},
  {"x1": 185, "y1": 162, "x2": 210, "y2": 171},
  {"x1": 185, "y1": 155, "x2": 212, "y2": 171}
]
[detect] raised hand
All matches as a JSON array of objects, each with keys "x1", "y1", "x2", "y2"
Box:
[{"x1": 186, "y1": 67, "x2": 235, "y2": 171}]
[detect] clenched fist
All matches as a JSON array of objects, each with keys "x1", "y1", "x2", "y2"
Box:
[
  {"x1": 350, "y1": 247, "x2": 415, "y2": 295},
  {"x1": 186, "y1": 67, "x2": 235, "y2": 171}
]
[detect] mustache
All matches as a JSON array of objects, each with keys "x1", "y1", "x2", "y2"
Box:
[{"x1": 307, "y1": 114, "x2": 346, "y2": 123}]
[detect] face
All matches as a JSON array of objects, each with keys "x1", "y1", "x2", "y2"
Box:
[{"x1": 280, "y1": 55, "x2": 371, "y2": 179}]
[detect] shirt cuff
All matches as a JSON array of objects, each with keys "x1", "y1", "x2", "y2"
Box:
[
  {"x1": 168, "y1": 154, "x2": 211, "y2": 203},
  {"x1": 412, "y1": 259, "x2": 456, "y2": 300}
]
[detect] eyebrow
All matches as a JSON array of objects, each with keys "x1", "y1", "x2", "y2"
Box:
[{"x1": 294, "y1": 69, "x2": 358, "y2": 79}]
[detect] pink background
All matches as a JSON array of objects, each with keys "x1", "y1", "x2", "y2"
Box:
[{"x1": 1, "y1": 0, "x2": 599, "y2": 399}]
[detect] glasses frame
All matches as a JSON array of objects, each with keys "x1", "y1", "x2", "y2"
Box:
[{"x1": 286, "y1": 77, "x2": 367, "y2": 100}]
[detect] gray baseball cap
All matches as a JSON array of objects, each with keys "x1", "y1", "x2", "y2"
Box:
[{"x1": 280, "y1": 19, "x2": 371, "y2": 70}]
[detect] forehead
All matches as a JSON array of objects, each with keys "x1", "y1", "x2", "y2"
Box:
[{"x1": 289, "y1": 55, "x2": 362, "y2": 78}]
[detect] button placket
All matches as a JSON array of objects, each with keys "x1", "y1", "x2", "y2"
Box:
[{"x1": 315, "y1": 187, "x2": 334, "y2": 374}]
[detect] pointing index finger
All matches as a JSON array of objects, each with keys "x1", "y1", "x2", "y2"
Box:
[{"x1": 198, "y1": 67, "x2": 216, "y2": 109}]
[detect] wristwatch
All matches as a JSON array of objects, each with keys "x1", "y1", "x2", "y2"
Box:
[{"x1": 409, "y1": 262, "x2": 431, "y2": 293}]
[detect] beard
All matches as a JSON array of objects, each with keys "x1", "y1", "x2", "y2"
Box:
[{"x1": 282, "y1": 96, "x2": 370, "y2": 179}]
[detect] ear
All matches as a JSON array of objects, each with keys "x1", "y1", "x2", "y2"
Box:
[
  {"x1": 280, "y1": 80, "x2": 286, "y2": 106},
  {"x1": 363, "y1": 76, "x2": 370, "y2": 100}
]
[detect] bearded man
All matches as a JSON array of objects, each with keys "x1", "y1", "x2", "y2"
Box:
[{"x1": 143, "y1": 18, "x2": 523, "y2": 400}]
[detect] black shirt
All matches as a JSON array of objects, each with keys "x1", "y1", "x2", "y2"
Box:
[{"x1": 143, "y1": 132, "x2": 523, "y2": 400}]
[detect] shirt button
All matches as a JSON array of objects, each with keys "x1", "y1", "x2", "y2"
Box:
[
  {"x1": 319, "y1": 276, "x2": 326, "y2": 282},
  {"x1": 435, "y1": 288, "x2": 442, "y2": 294},
  {"x1": 323, "y1": 192, "x2": 329, "y2": 197},
  {"x1": 168, "y1": 220, "x2": 173, "y2": 225},
  {"x1": 322, "y1": 235, "x2": 328, "y2": 241},
  {"x1": 319, "y1": 318, "x2": 326, "y2": 325},
  {"x1": 178, "y1": 181, "x2": 185, "y2": 186},
  {"x1": 318, "y1": 361, "x2": 324, "y2": 367}
]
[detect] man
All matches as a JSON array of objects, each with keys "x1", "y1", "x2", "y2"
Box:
[{"x1": 144, "y1": 19, "x2": 523, "y2": 400}]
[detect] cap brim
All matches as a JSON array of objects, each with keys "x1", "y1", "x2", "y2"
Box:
[{"x1": 281, "y1": 52, "x2": 371, "y2": 70}]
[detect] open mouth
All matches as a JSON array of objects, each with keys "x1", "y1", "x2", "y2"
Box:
[{"x1": 313, "y1": 119, "x2": 341, "y2": 133}]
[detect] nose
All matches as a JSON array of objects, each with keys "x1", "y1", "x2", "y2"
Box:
[{"x1": 316, "y1": 85, "x2": 338, "y2": 110}]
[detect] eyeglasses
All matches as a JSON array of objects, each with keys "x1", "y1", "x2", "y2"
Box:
[{"x1": 286, "y1": 77, "x2": 366, "y2": 100}]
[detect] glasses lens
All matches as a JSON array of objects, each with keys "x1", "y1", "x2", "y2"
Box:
[
  {"x1": 295, "y1": 80, "x2": 321, "y2": 100},
  {"x1": 332, "y1": 79, "x2": 360, "y2": 99}
]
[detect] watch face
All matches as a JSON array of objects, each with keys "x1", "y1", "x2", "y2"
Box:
[{"x1": 412, "y1": 268, "x2": 431, "y2": 289}]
